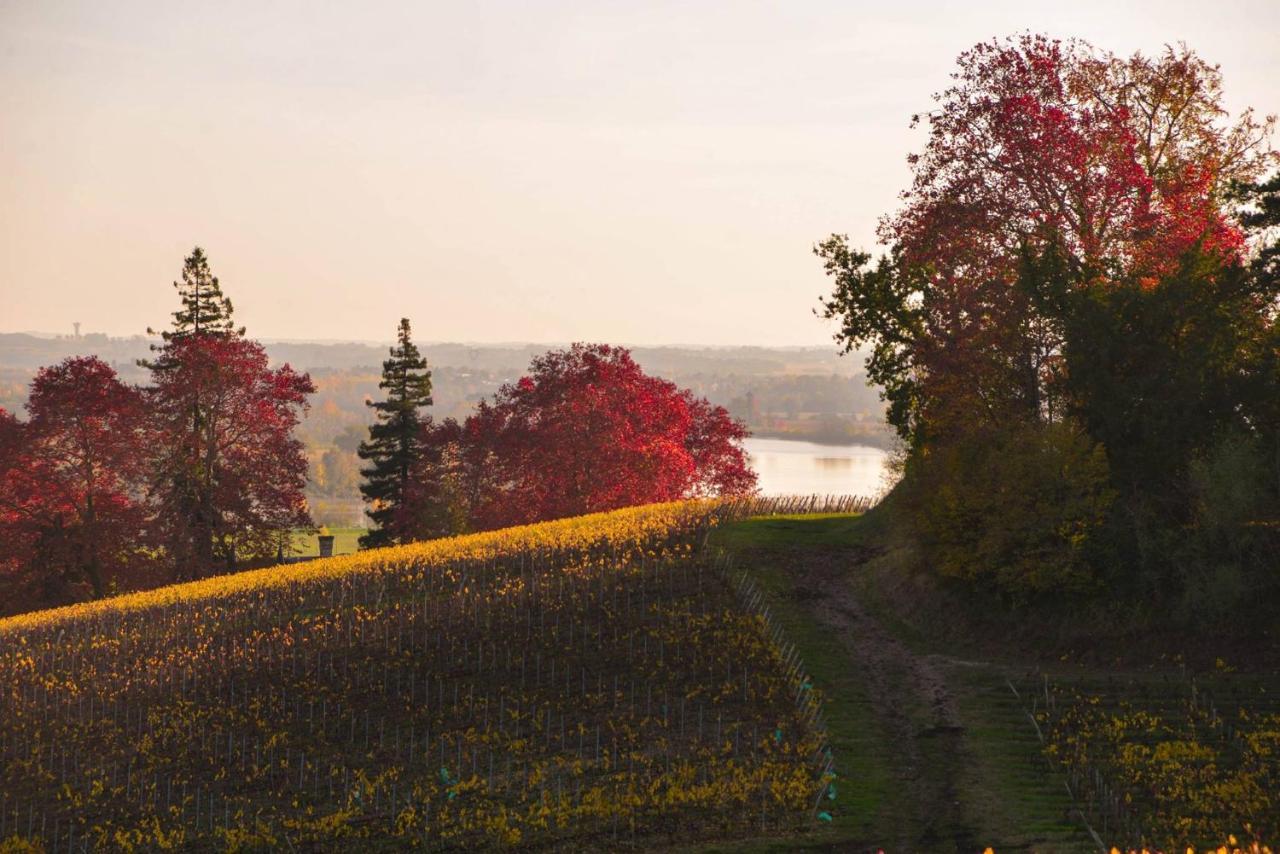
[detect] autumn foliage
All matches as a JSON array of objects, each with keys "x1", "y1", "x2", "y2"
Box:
[
  {"x1": 0, "y1": 358, "x2": 154, "y2": 603},
  {"x1": 818, "y1": 35, "x2": 1280, "y2": 603},
  {"x1": 850, "y1": 35, "x2": 1276, "y2": 438},
  {"x1": 0, "y1": 249, "x2": 315, "y2": 613},
  {"x1": 415, "y1": 344, "x2": 756, "y2": 534},
  {"x1": 148, "y1": 334, "x2": 314, "y2": 578},
  {"x1": 142, "y1": 247, "x2": 314, "y2": 579},
  {"x1": 2, "y1": 274, "x2": 753, "y2": 610},
  {"x1": 887, "y1": 37, "x2": 1264, "y2": 281}
]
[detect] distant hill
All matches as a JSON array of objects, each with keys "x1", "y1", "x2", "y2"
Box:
[
  {"x1": 0, "y1": 332, "x2": 891, "y2": 527},
  {"x1": 0, "y1": 332, "x2": 886, "y2": 431},
  {"x1": 0, "y1": 332, "x2": 864, "y2": 376}
]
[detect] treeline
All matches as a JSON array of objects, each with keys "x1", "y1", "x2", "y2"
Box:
[
  {"x1": 0, "y1": 255, "x2": 757, "y2": 614},
  {"x1": 355, "y1": 327, "x2": 756, "y2": 548},
  {"x1": 0, "y1": 249, "x2": 313, "y2": 609},
  {"x1": 299, "y1": 366, "x2": 885, "y2": 521},
  {"x1": 820, "y1": 36, "x2": 1280, "y2": 618}
]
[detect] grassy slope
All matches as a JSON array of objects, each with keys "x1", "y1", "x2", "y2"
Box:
[
  {"x1": 0, "y1": 503, "x2": 836, "y2": 851},
  {"x1": 704, "y1": 514, "x2": 894, "y2": 851},
  {"x1": 707, "y1": 512, "x2": 1094, "y2": 853}
]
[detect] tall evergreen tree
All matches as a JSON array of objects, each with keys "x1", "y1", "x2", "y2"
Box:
[
  {"x1": 143, "y1": 247, "x2": 244, "y2": 362},
  {"x1": 142, "y1": 247, "x2": 313, "y2": 579},
  {"x1": 358, "y1": 318, "x2": 433, "y2": 548},
  {"x1": 139, "y1": 247, "x2": 244, "y2": 576}
]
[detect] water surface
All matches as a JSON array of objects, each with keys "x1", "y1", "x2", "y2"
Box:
[{"x1": 743, "y1": 436, "x2": 892, "y2": 499}]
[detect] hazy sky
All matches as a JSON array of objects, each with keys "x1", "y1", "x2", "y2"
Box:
[{"x1": 2, "y1": 1, "x2": 1278, "y2": 346}]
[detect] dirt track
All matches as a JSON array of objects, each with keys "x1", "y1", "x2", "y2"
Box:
[{"x1": 787, "y1": 548, "x2": 980, "y2": 853}]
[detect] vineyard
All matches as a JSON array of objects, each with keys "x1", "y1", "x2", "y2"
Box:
[
  {"x1": 1027, "y1": 671, "x2": 1280, "y2": 849},
  {"x1": 7, "y1": 491, "x2": 1275, "y2": 852},
  {"x1": 0, "y1": 497, "x2": 867, "y2": 852}
]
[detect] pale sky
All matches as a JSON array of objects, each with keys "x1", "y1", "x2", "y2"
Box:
[{"x1": 2, "y1": 1, "x2": 1278, "y2": 346}]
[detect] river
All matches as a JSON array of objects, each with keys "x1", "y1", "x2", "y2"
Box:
[{"x1": 742, "y1": 436, "x2": 893, "y2": 499}]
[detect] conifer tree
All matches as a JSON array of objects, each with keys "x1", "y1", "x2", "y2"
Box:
[
  {"x1": 143, "y1": 247, "x2": 313, "y2": 579},
  {"x1": 358, "y1": 318, "x2": 433, "y2": 548},
  {"x1": 140, "y1": 247, "x2": 245, "y2": 576},
  {"x1": 142, "y1": 248, "x2": 244, "y2": 368}
]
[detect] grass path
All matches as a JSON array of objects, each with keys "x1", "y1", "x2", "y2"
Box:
[{"x1": 707, "y1": 513, "x2": 1095, "y2": 853}]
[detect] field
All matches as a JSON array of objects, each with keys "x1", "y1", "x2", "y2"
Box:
[
  {"x1": 706, "y1": 511, "x2": 1279, "y2": 853},
  {"x1": 1035, "y1": 673, "x2": 1280, "y2": 848},
  {"x1": 0, "y1": 498, "x2": 862, "y2": 852},
  {"x1": 3, "y1": 498, "x2": 1275, "y2": 852}
]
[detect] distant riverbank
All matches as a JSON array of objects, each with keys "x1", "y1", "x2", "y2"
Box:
[{"x1": 749, "y1": 427, "x2": 896, "y2": 451}]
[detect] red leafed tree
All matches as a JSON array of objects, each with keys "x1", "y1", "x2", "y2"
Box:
[
  {"x1": 818, "y1": 35, "x2": 1279, "y2": 598},
  {"x1": 148, "y1": 334, "x2": 315, "y2": 578},
  {"x1": 0, "y1": 408, "x2": 45, "y2": 602},
  {"x1": 402, "y1": 416, "x2": 471, "y2": 540},
  {"x1": 889, "y1": 36, "x2": 1270, "y2": 281},
  {"x1": 832, "y1": 35, "x2": 1276, "y2": 438},
  {"x1": 0, "y1": 358, "x2": 154, "y2": 603},
  {"x1": 435, "y1": 344, "x2": 755, "y2": 531}
]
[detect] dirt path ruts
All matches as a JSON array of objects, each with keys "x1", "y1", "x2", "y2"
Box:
[{"x1": 786, "y1": 548, "x2": 980, "y2": 853}]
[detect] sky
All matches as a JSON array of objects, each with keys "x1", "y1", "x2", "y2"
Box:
[{"x1": 2, "y1": 1, "x2": 1278, "y2": 346}]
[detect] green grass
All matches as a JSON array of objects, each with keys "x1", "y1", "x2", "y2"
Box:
[
  {"x1": 951, "y1": 668, "x2": 1093, "y2": 852},
  {"x1": 706, "y1": 512, "x2": 1093, "y2": 852},
  {"x1": 709, "y1": 512, "x2": 869, "y2": 550},
  {"x1": 289, "y1": 526, "x2": 364, "y2": 557},
  {"x1": 705, "y1": 513, "x2": 897, "y2": 850}
]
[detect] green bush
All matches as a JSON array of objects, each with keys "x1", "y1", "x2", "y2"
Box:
[
  {"x1": 901, "y1": 421, "x2": 1114, "y2": 602},
  {"x1": 1179, "y1": 430, "x2": 1280, "y2": 619}
]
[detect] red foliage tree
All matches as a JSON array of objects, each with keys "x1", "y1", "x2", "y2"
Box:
[
  {"x1": 0, "y1": 408, "x2": 44, "y2": 602},
  {"x1": 0, "y1": 358, "x2": 154, "y2": 602},
  {"x1": 819, "y1": 36, "x2": 1279, "y2": 599},
  {"x1": 830, "y1": 35, "x2": 1276, "y2": 439},
  {"x1": 889, "y1": 36, "x2": 1270, "y2": 282},
  {"x1": 148, "y1": 335, "x2": 315, "y2": 578},
  {"x1": 425, "y1": 344, "x2": 755, "y2": 532},
  {"x1": 402, "y1": 416, "x2": 471, "y2": 539}
]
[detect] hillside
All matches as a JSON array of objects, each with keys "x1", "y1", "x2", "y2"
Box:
[
  {"x1": 0, "y1": 499, "x2": 860, "y2": 852},
  {"x1": 4, "y1": 498, "x2": 1275, "y2": 852},
  {"x1": 707, "y1": 509, "x2": 1278, "y2": 852}
]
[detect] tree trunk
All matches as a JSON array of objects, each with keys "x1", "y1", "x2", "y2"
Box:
[{"x1": 81, "y1": 492, "x2": 104, "y2": 598}]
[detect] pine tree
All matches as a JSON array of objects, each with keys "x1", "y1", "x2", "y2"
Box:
[
  {"x1": 140, "y1": 246, "x2": 245, "y2": 376},
  {"x1": 143, "y1": 247, "x2": 244, "y2": 357},
  {"x1": 358, "y1": 318, "x2": 434, "y2": 548},
  {"x1": 141, "y1": 247, "x2": 313, "y2": 580},
  {"x1": 139, "y1": 247, "x2": 245, "y2": 575}
]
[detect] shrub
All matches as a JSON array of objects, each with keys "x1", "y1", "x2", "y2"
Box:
[{"x1": 902, "y1": 420, "x2": 1114, "y2": 601}]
